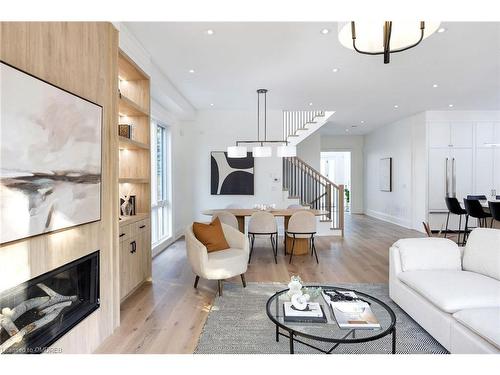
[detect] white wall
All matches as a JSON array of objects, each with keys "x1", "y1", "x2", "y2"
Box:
[
  {"x1": 363, "y1": 112, "x2": 427, "y2": 230},
  {"x1": 321, "y1": 135, "x2": 364, "y2": 214},
  {"x1": 187, "y1": 110, "x2": 287, "y2": 221},
  {"x1": 297, "y1": 132, "x2": 321, "y2": 170}
]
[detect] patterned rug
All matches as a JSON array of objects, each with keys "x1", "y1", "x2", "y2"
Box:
[{"x1": 195, "y1": 282, "x2": 448, "y2": 354}]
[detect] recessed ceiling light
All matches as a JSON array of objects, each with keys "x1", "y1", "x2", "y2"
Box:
[
  {"x1": 360, "y1": 120, "x2": 365, "y2": 124},
  {"x1": 189, "y1": 69, "x2": 195, "y2": 73},
  {"x1": 448, "y1": 104, "x2": 454, "y2": 108},
  {"x1": 309, "y1": 102, "x2": 313, "y2": 106},
  {"x1": 438, "y1": 27, "x2": 446, "y2": 33},
  {"x1": 320, "y1": 28, "x2": 330, "y2": 35},
  {"x1": 210, "y1": 103, "x2": 214, "y2": 107},
  {"x1": 206, "y1": 29, "x2": 214, "y2": 35},
  {"x1": 345, "y1": 128, "x2": 350, "y2": 132},
  {"x1": 394, "y1": 105, "x2": 399, "y2": 109},
  {"x1": 332, "y1": 68, "x2": 339, "y2": 73},
  {"x1": 433, "y1": 84, "x2": 438, "y2": 88}
]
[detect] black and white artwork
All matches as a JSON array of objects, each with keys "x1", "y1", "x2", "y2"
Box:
[
  {"x1": 379, "y1": 157, "x2": 392, "y2": 192},
  {"x1": 211, "y1": 152, "x2": 254, "y2": 195},
  {"x1": 0, "y1": 61, "x2": 102, "y2": 244}
]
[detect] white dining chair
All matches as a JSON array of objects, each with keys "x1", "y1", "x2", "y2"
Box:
[
  {"x1": 248, "y1": 211, "x2": 278, "y2": 264},
  {"x1": 287, "y1": 204, "x2": 303, "y2": 209},
  {"x1": 286, "y1": 211, "x2": 318, "y2": 264},
  {"x1": 212, "y1": 211, "x2": 239, "y2": 230}
]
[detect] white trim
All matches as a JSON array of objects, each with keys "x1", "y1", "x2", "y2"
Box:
[
  {"x1": 365, "y1": 209, "x2": 413, "y2": 229},
  {"x1": 152, "y1": 232, "x2": 184, "y2": 258}
]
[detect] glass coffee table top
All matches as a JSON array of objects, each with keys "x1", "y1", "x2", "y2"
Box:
[{"x1": 266, "y1": 285, "x2": 396, "y2": 353}]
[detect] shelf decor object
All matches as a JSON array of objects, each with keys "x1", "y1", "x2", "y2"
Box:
[
  {"x1": 338, "y1": 21, "x2": 440, "y2": 64},
  {"x1": 0, "y1": 61, "x2": 102, "y2": 244},
  {"x1": 227, "y1": 89, "x2": 296, "y2": 158}
]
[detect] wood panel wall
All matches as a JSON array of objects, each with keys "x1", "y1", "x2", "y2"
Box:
[{"x1": 0, "y1": 22, "x2": 119, "y2": 353}]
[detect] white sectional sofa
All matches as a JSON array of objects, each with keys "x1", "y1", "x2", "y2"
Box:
[{"x1": 389, "y1": 228, "x2": 500, "y2": 353}]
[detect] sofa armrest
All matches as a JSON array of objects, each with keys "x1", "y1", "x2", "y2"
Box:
[
  {"x1": 222, "y1": 223, "x2": 249, "y2": 255},
  {"x1": 391, "y1": 237, "x2": 462, "y2": 272}
]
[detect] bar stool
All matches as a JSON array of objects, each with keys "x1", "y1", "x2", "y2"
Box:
[
  {"x1": 467, "y1": 195, "x2": 487, "y2": 200},
  {"x1": 463, "y1": 198, "x2": 492, "y2": 244},
  {"x1": 248, "y1": 211, "x2": 278, "y2": 264},
  {"x1": 286, "y1": 211, "x2": 318, "y2": 264},
  {"x1": 488, "y1": 201, "x2": 500, "y2": 228},
  {"x1": 444, "y1": 197, "x2": 467, "y2": 245}
]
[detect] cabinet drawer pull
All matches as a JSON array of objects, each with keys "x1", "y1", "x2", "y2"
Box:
[
  {"x1": 130, "y1": 240, "x2": 137, "y2": 254},
  {"x1": 139, "y1": 225, "x2": 146, "y2": 229},
  {"x1": 119, "y1": 233, "x2": 125, "y2": 238}
]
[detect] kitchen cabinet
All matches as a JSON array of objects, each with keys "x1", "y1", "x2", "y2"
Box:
[{"x1": 428, "y1": 122, "x2": 473, "y2": 148}]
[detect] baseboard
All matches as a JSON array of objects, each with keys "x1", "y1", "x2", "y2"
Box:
[{"x1": 365, "y1": 209, "x2": 412, "y2": 229}]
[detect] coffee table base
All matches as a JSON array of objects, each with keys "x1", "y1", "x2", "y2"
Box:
[{"x1": 275, "y1": 325, "x2": 397, "y2": 354}]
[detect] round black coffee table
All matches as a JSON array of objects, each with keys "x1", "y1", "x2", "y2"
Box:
[{"x1": 265, "y1": 286, "x2": 397, "y2": 354}]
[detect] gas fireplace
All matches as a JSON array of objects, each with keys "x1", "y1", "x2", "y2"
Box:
[{"x1": 0, "y1": 251, "x2": 100, "y2": 354}]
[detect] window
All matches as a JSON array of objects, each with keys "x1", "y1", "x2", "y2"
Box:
[{"x1": 152, "y1": 122, "x2": 171, "y2": 245}]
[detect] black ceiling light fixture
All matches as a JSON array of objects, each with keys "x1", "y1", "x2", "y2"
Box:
[{"x1": 338, "y1": 21, "x2": 441, "y2": 64}]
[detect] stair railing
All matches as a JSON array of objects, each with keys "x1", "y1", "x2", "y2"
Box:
[
  {"x1": 282, "y1": 110, "x2": 325, "y2": 141},
  {"x1": 282, "y1": 156, "x2": 344, "y2": 235}
]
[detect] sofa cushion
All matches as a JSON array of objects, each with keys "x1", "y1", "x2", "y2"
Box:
[
  {"x1": 398, "y1": 270, "x2": 500, "y2": 313},
  {"x1": 463, "y1": 228, "x2": 500, "y2": 281},
  {"x1": 453, "y1": 308, "x2": 500, "y2": 349},
  {"x1": 393, "y1": 238, "x2": 461, "y2": 272}
]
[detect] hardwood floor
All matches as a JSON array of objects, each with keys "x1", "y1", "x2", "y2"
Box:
[{"x1": 95, "y1": 214, "x2": 423, "y2": 354}]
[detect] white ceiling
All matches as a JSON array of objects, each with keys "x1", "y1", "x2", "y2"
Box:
[{"x1": 125, "y1": 22, "x2": 500, "y2": 134}]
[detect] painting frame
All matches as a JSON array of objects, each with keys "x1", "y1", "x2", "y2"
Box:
[
  {"x1": 210, "y1": 151, "x2": 254, "y2": 195},
  {"x1": 379, "y1": 157, "x2": 392, "y2": 192},
  {"x1": 0, "y1": 60, "x2": 103, "y2": 245}
]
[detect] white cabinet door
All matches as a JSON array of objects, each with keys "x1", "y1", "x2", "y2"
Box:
[
  {"x1": 451, "y1": 148, "x2": 473, "y2": 203},
  {"x1": 475, "y1": 148, "x2": 494, "y2": 195},
  {"x1": 475, "y1": 122, "x2": 495, "y2": 147},
  {"x1": 495, "y1": 122, "x2": 500, "y2": 144},
  {"x1": 428, "y1": 122, "x2": 451, "y2": 148},
  {"x1": 450, "y1": 122, "x2": 473, "y2": 148},
  {"x1": 428, "y1": 148, "x2": 450, "y2": 210},
  {"x1": 495, "y1": 148, "x2": 500, "y2": 194}
]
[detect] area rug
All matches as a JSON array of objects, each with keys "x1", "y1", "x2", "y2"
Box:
[{"x1": 195, "y1": 282, "x2": 448, "y2": 354}]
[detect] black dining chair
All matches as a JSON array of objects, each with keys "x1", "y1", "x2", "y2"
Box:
[
  {"x1": 467, "y1": 195, "x2": 487, "y2": 200},
  {"x1": 488, "y1": 201, "x2": 500, "y2": 228},
  {"x1": 444, "y1": 197, "x2": 467, "y2": 245},
  {"x1": 463, "y1": 198, "x2": 492, "y2": 244}
]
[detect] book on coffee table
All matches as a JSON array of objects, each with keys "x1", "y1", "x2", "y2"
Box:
[
  {"x1": 283, "y1": 302, "x2": 327, "y2": 323},
  {"x1": 322, "y1": 290, "x2": 381, "y2": 329}
]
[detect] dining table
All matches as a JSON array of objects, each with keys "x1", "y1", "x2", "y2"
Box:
[{"x1": 201, "y1": 208, "x2": 329, "y2": 255}]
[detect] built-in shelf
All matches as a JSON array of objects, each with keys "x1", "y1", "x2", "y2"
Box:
[
  {"x1": 119, "y1": 177, "x2": 150, "y2": 184},
  {"x1": 118, "y1": 95, "x2": 149, "y2": 117},
  {"x1": 119, "y1": 136, "x2": 150, "y2": 150}
]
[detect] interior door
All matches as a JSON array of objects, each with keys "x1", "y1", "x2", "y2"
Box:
[
  {"x1": 428, "y1": 148, "x2": 450, "y2": 210},
  {"x1": 451, "y1": 148, "x2": 473, "y2": 204}
]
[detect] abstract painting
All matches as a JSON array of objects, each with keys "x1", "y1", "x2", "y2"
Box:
[
  {"x1": 379, "y1": 157, "x2": 392, "y2": 192},
  {"x1": 0, "y1": 61, "x2": 102, "y2": 244},
  {"x1": 211, "y1": 152, "x2": 254, "y2": 195}
]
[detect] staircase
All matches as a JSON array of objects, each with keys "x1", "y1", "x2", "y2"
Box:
[{"x1": 281, "y1": 110, "x2": 344, "y2": 236}]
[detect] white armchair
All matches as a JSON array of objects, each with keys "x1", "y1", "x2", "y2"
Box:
[{"x1": 185, "y1": 222, "x2": 249, "y2": 296}]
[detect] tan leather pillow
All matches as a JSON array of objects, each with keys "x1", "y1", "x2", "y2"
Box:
[{"x1": 192, "y1": 217, "x2": 230, "y2": 252}]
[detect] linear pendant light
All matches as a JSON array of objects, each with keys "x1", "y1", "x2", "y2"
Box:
[{"x1": 226, "y1": 89, "x2": 295, "y2": 158}]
